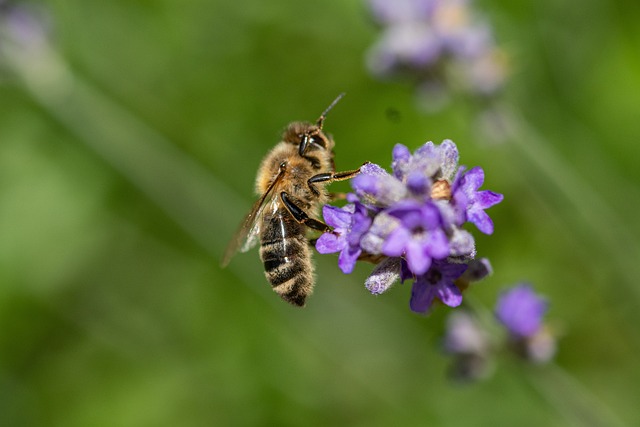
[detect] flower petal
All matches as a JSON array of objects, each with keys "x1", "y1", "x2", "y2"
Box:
[
  {"x1": 406, "y1": 171, "x2": 430, "y2": 195},
  {"x1": 338, "y1": 246, "x2": 361, "y2": 274},
  {"x1": 347, "y1": 209, "x2": 372, "y2": 246},
  {"x1": 425, "y1": 228, "x2": 450, "y2": 259},
  {"x1": 436, "y1": 281, "x2": 463, "y2": 307},
  {"x1": 410, "y1": 280, "x2": 437, "y2": 313},
  {"x1": 463, "y1": 166, "x2": 485, "y2": 192},
  {"x1": 420, "y1": 202, "x2": 443, "y2": 230},
  {"x1": 382, "y1": 227, "x2": 411, "y2": 256},
  {"x1": 468, "y1": 207, "x2": 494, "y2": 234},
  {"x1": 476, "y1": 190, "x2": 503, "y2": 210},
  {"x1": 405, "y1": 240, "x2": 432, "y2": 275},
  {"x1": 315, "y1": 232, "x2": 344, "y2": 254},
  {"x1": 322, "y1": 205, "x2": 353, "y2": 229},
  {"x1": 440, "y1": 261, "x2": 469, "y2": 281}
]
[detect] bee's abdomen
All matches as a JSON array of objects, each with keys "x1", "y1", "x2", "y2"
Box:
[{"x1": 260, "y1": 237, "x2": 314, "y2": 307}]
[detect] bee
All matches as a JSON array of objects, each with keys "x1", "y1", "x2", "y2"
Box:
[{"x1": 221, "y1": 94, "x2": 360, "y2": 307}]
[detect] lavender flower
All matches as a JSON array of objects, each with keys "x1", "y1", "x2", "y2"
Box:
[
  {"x1": 366, "y1": 0, "x2": 508, "y2": 109},
  {"x1": 495, "y1": 284, "x2": 557, "y2": 364},
  {"x1": 495, "y1": 284, "x2": 547, "y2": 338},
  {"x1": 443, "y1": 310, "x2": 489, "y2": 355},
  {"x1": 452, "y1": 166, "x2": 504, "y2": 234},
  {"x1": 440, "y1": 282, "x2": 557, "y2": 382},
  {"x1": 316, "y1": 202, "x2": 371, "y2": 274},
  {"x1": 409, "y1": 260, "x2": 467, "y2": 313},
  {"x1": 384, "y1": 200, "x2": 449, "y2": 274},
  {"x1": 442, "y1": 310, "x2": 493, "y2": 381},
  {"x1": 0, "y1": 2, "x2": 50, "y2": 49},
  {"x1": 316, "y1": 139, "x2": 502, "y2": 314}
]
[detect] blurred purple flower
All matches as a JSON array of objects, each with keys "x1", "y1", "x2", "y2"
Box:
[
  {"x1": 495, "y1": 284, "x2": 547, "y2": 337},
  {"x1": 0, "y1": 2, "x2": 50, "y2": 48},
  {"x1": 443, "y1": 310, "x2": 490, "y2": 355},
  {"x1": 365, "y1": 0, "x2": 508, "y2": 107},
  {"x1": 369, "y1": 0, "x2": 436, "y2": 24}
]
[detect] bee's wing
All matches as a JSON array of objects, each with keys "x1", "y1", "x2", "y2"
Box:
[{"x1": 221, "y1": 167, "x2": 285, "y2": 267}]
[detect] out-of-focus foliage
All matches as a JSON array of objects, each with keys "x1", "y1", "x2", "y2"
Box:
[{"x1": 1, "y1": 0, "x2": 639, "y2": 426}]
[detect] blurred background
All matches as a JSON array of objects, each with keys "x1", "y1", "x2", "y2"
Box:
[{"x1": 1, "y1": 0, "x2": 639, "y2": 426}]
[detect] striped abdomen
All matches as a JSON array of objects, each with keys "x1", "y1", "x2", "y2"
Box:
[{"x1": 259, "y1": 208, "x2": 314, "y2": 307}]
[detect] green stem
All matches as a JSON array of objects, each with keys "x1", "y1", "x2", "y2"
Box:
[{"x1": 524, "y1": 363, "x2": 628, "y2": 427}]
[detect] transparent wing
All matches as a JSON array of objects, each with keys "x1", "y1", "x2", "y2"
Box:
[{"x1": 221, "y1": 167, "x2": 285, "y2": 267}]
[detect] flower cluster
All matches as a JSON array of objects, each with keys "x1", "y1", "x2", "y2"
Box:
[
  {"x1": 316, "y1": 139, "x2": 503, "y2": 314},
  {"x1": 365, "y1": 0, "x2": 508, "y2": 109},
  {"x1": 442, "y1": 284, "x2": 557, "y2": 381}
]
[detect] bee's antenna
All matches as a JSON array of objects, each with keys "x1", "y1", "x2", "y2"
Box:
[{"x1": 316, "y1": 92, "x2": 345, "y2": 129}]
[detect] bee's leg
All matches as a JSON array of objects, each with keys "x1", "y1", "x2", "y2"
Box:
[
  {"x1": 280, "y1": 192, "x2": 332, "y2": 233},
  {"x1": 328, "y1": 192, "x2": 348, "y2": 201},
  {"x1": 307, "y1": 167, "x2": 362, "y2": 196}
]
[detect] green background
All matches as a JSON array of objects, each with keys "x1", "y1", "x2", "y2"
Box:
[{"x1": 1, "y1": 0, "x2": 639, "y2": 426}]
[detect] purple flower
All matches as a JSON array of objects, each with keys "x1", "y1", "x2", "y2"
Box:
[
  {"x1": 318, "y1": 138, "x2": 501, "y2": 316},
  {"x1": 443, "y1": 310, "x2": 490, "y2": 355},
  {"x1": 410, "y1": 260, "x2": 467, "y2": 313},
  {"x1": 0, "y1": 3, "x2": 50, "y2": 48},
  {"x1": 392, "y1": 142, "x2": 442, "y2": 182},
  {"x1": 495, "y1": 284, "x2": 547, "y2": 338},
  {"x1": 316, "y1": 203, "x2": 371, "y2": 274},
  {"x1": 383, "y1": 200, "x2": 449, "y2": 274},
  {"x1": 352, "y1": 162, "x2": 407, "y2": 207},
  {"x1": 452, "y1": 166, "x2": 503, "y2": 234},
  {"x1": 369, "y1": 0, "x2": 436, "y2": 25},
  {"x1": 365, "y1": 0, "x2": 508, "y2": 106}
]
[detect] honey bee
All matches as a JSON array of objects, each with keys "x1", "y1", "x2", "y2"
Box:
[{"x1": 221, "y1": 94, "x2": 360, "y2": 307}]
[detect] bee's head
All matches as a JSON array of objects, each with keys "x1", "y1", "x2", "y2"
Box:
[
  {"x1": 282, "y1": 122, "x2": 331, "y2": 156},
  {"x1": 282, "y1": 93, "x2": 344, "y2": 157}
]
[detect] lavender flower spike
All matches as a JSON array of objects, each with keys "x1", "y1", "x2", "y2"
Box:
[
  {"x1": 365, "y1": 0, "x2": 508, "y2": 106},
  {"x1": 317, "y1": 138, "x2": 501, "y2": 316}
]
